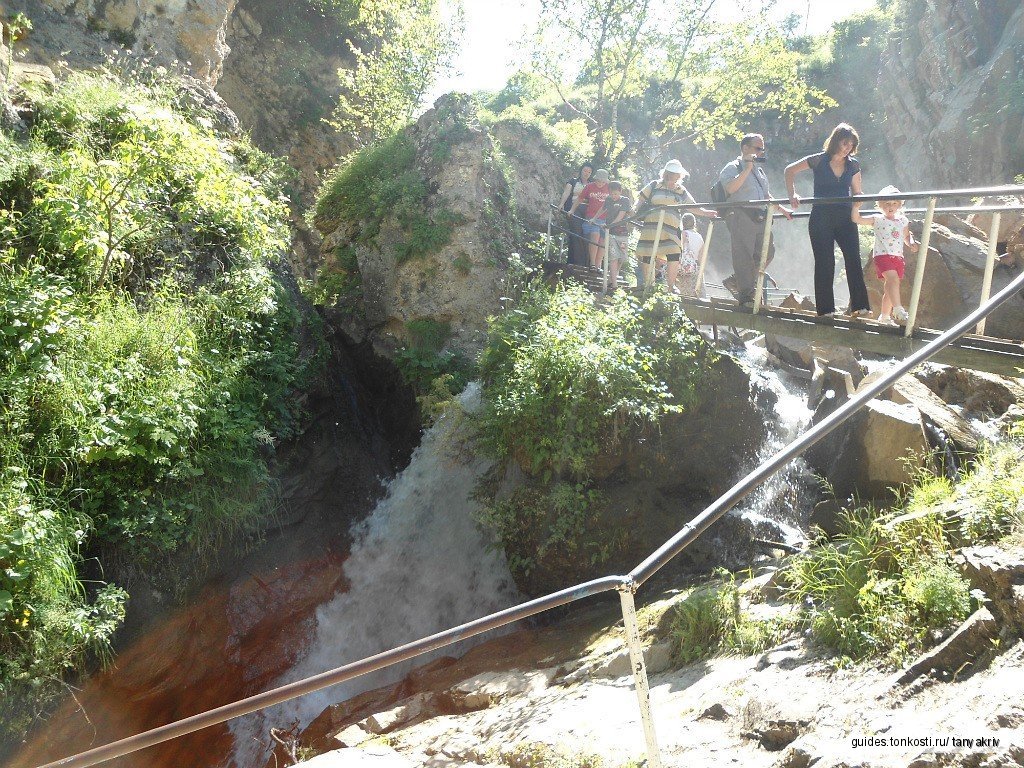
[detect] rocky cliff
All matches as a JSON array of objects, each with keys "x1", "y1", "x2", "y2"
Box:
[
  {"x1": 315, "y1": 95, "x2": 567, "y2": 358},
  {"x1": 878, "y1": 0, "x2": 1024, "y2": 188},
  {"x1": 9, "y1": 0, "x2": 236, "y2": 82}
]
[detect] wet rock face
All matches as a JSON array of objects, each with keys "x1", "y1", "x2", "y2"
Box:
[
  {"x1": 805, "y1": 397, "x2": 930, "y2": 503},
  {"x1": 877, "y1": 0, "x2": 1024, "y2": 187}
]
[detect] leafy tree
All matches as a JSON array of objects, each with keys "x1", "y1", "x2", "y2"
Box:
[
  {"x1": 333, "y1": 0, "x2": 464, "y2": 145},
  {"x1": 527, "y1": 0, "x2": 833, "y2": 165}
]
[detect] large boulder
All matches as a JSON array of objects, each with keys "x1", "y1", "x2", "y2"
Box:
[
  {"x1": 491, "y1": 120, "x2": 570, "y2": 234},
  {"x1": 497, "y1": 351, "x2": 776, "y2": 596},
  {"x1": 907, "y1": 218, "x2": 1024, "y2": 339},
  {"x1": 804, "y1": 399, "x2": 930, "y2": 502},
  {"x1": 317, "y1": 95, "x2": 565, "y2": 358},
  {"x1": 877, "y1": 0, "x2": 1024, "y2": 188},
  {"x1": 966, "y1": 196, "x2": 1024, "y2": 244}
]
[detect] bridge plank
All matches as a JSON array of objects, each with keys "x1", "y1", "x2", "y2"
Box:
[{"x1": 678, "y1": 299, "x2": 1024, "y2": 378}]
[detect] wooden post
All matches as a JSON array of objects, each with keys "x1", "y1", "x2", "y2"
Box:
[
  {"x1": 904, "y1": 197, "x2": 937, "y2": 337},
  {"x1": 618, "y1": 586, "x2": 664, "y2": 768},
  {"x1": 752, "y1": 207, "x2": 774, "y2": 314},
  {"x1": 644, "y1": 209, "x2": 665, "y2": 293},
  {"x1": 546, "y1": 208, "x2": 553, "y2": 262},
  {"x1": 695, "y1": 218, "x2": 715, "y2": 299},
  {"x1": 976, "y1": 211, "x2": 1002, "y2": 336},
  {"x1": 601, "y1": 225, "x2": 610, "y2": 295}
]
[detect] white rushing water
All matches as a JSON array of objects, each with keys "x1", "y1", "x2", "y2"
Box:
[
  {"x1": 229, "y1": 383, "x2": 521, "y2": 767},
  {"x1": 726, "y1": 343, "x2": 816, "y2": 548},
  {"x1": 228, "y1": 347, "x2": 819, "y2": 765}
]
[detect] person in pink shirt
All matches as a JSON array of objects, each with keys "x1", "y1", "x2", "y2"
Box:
[{"x1": 569, "y1": 168, "x2": 611, "y2": 268}]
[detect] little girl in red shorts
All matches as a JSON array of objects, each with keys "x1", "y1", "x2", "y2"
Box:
[{"x1": 853, "y1": 185, "x2": 919, "y2": 325}]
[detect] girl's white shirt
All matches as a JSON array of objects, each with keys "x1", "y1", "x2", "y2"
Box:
[{"x1": 873, "y1": 212, "x2": 909, "y2": 257}]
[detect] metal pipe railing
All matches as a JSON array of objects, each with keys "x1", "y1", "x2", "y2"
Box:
[
  {"x1": 42, "y1": 190, "x2": 1024, "y2": 768},
  {"x1": 655, "y1": 183, "x2": 1024, "y2": 212},
  {"x1": 39, "y1": 576, "x2": 629, "y2": 768},
  {"x1": 629, "y1": 266, "x2": 1024, "y2": 585}
]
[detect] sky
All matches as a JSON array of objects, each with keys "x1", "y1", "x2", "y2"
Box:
[{"x1": 429, "y1": 0, "x2": 880, "y2": 101}]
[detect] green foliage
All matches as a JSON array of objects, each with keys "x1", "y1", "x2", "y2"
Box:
[
  {"x1": 16, "y1": 71, "x2": 290, "y2": 289},
  {"x1": 475, "y1": 284, "x2": 718, "y2": 586},
  {"x1": 671, "y1": 569, "x2": 795, "y2": 664},
  {"x1": 312, "y1": 130, "x2": 463, "y2": 272},
  {"x1": 480, "y1": 104, "x2": 594, "y2": 171},
  {"x1": 475, "y1": 482, "x2": 610, "y2": 578},
  {"x1": 0, "y1": 466, "x2": 127, "y2": 738},
  {"x1": 786, "y1": 506, "x2": 973, "y2": 666},
  {"x1": 333, "y1": 0, "x2": 463, "y2": 145},
  {"x1": 0, "y1": 69, "x2": 309, "y2": 730},
  {"x1": 527, "y1": 1, "x2": 832, "y2": 164},
  {"x1": 660, "y1": 25, "x2": 837, "y2": 149},
  {"x1": 495, "y1": 742, "x2": 606, "y2": 768},
  {"x1": 478, "y1": 284, "x2": 715, "y2": 480},
  {"x1": 786, "y1": 443, "x2": 1024, "y2": 667}
]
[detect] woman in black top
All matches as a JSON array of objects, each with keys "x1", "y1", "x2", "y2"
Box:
[
  {"x1": 558, "y1": 162, "x2": 593, "y2": 265},
  {"x1": 784, "y1": 124, "x2": 870, "y2": 317}
]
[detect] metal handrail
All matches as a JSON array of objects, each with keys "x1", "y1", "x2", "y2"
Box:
[
  {"x1": 658, "y1": 183, "x2": 1024, "y2": 212},
  {"x1": 41, "y1": 200, "x2": 1024, "y2": 768},
  {"x1": 38, "y1": 576, "x2": 629, "y2": 768}
]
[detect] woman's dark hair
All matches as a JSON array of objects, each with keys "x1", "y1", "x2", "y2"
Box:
[
  {"x1": 824, "y1": 123, "x2": 860, "y2": 156},
  {"x1": 577, "y1": 162, "x2": 594, "y2": 180}
]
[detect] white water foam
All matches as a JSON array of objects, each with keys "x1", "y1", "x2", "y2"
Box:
[
  {"x1": 229, "y1": 383, "x2": 520, "y2": 766},
  {"x1": 727, "y1": 343, "x2": 816, "y2": 548}
]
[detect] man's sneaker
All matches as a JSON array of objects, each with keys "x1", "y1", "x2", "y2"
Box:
[
  {"x1": 893, "y1": 306, "x2": 910, "y2": 324},
  {"x1": 852, "y1": 308, "x2": 874, "y2": 318}
]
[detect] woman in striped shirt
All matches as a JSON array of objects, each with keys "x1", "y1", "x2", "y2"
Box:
[{"x1": 635, "y1": 159, "x2": 718, "y2": 290}]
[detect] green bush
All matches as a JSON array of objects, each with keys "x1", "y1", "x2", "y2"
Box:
[
  {"x1": 474, "y1": 284, "x2": 719, "y2": 588},
  {"x1": 787, "y1": 506, "x2": 973, "y2": 666},
  {"x1": 475, "y1": 483, "x2": 610, "y2": 578},
  {"x1": 0, "y1": 68, "x2": 310, "y2": 731},
  {"x1": 311, "y1": 130, "x2": 463, "y2": 274},
  {"x1": 478, "y1": 284, "x2": 715, "y2": 481},
  {"x1": 671, "y1": 570, "x2": 795, "y2": 664}
]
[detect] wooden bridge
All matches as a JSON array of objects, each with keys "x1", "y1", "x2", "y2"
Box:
[{"x1": 545, "y1": 184, "x2": 1024, "y2": 378}]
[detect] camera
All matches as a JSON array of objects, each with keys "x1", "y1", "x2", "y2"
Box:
[{"x1": 752, "y1": 155, "x2": 767, "y2": 163}]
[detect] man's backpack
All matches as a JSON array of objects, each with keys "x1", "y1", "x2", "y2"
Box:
[{"x1": 710, "y1": 178, "x2": 729, "y2": 205}]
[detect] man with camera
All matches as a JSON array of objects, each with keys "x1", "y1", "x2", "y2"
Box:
[{"x1": 718, "y1": 133, "x2": 793, "y2": 308}]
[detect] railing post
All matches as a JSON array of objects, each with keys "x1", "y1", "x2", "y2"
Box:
[
  {"x1": 904, "y1": 196, "x2": 937, "y2": 337},
  {"x1": 695, "y1": 218, "x2": 715, "y2": 299},
  {"x1": 602, "y1": 225, "x2": 610, "y2": 295},
  {"x1": 752, "y1": 206, "x2": 774, "y2": 314},
  {"x1": 618, "y1": 583, "x2": 664, "y2": 768},
  {"x1": 546, "y1": 208, "x2": 553, "y2": 262},
  {"x1": 976, "y1": 211, "x2": 1002, "y2": 336},
  {"x1": 644, "y1": 209, "x2": 666, "y2": 293}
]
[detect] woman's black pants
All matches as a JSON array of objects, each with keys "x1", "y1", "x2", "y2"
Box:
[{"x1": 809, "y1": 207, "x2": 869, "y2": 315}]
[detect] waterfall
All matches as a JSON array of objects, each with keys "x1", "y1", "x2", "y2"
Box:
[
  {"x1": 229, "y1": 382, "x2": 521, "y2": 767},
  {"x1": 228, "y1": 348, "x2": 819, "y2": 766},
  {"x1": 726, "y1": 343, "x2": 816, "y2": 549}
]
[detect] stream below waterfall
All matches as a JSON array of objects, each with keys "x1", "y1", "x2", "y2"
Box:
[{"x1": 8, "y1": 346, "x2": 818, "y2": 768}]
